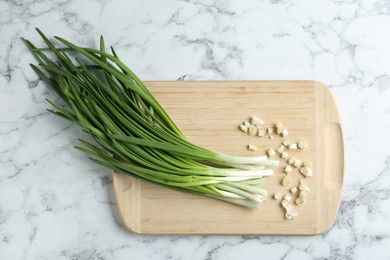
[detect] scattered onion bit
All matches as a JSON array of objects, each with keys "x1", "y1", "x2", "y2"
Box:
[{"x1": 248, "y1": 144, "x2": 258, "y2": 151}]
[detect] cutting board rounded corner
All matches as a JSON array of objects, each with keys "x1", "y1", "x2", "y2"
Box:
[
  {"x1": 314, "y1": 217, "x2": 339, "y2": 235},
  {"x1": 112, "y1": 171, "x2": 141, "y2": 234},
  {"x1": 312, "y1": 80, "x2": 333, "y2": 93}
]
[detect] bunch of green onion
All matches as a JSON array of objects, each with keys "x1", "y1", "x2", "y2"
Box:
[{"x1": 24, "y1": 29, "x2": 279, "y2": 208}]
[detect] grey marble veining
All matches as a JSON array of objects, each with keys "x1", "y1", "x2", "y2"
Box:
[{"x1": 1, "y1": 0, "x2": 390, "y2": 259}]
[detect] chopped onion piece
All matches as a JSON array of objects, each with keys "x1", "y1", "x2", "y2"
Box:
[
  {"x1": 239, "y1": 124, "x2": 248, "y2": 133},
  {"x1": 282, "y1": 175, "x2": 292, "y2": 186},
  {"x1": 281, "y1": 151, "x2": 288, "y2": 159},
  {"x1": 276, "y1": 123, "x2": 283, "y2": 134},
  {"x1": 266, "y1": 148, "x2": 276, "y2": 157},
  {"x1": 298, "y1": 140, "x2": 308, "y2": 149},
  {"x1": 288, "y1": 143, "x2": 297, "y2": 150},
  {"x1": 258, "y1": 129, "x2": 266, "y2": 137},
  {"x1": 295, "y1": 198, "x2": 304, "y2": 205},
  {"x1": 281, "y1": 128, "x2": 288, "y2": 137},
  {"x1": 248, "y1": 144, "x2": 258, "y2": 151},
  {"x1": 290, "y1": 187, "x2": 298, "y2": 194},
  {"x1": 275, "y1": 122, "x2": 283, "y2": 129},
  {"x1": 288, "y1": 157, "x2": 296, "y2": 165},
  {"x1": 284, "y1": 165, "x2": 292, "y2": 174},
  {"x1": 299, "y1": 166, "x2": 313, "y2": 177},
  {"x1": 293, "y1": 159, "x2": 302, "y2": 168},
  {"x1": 285, "y1": 204, "x2": 293, "y2": 212},
  {"x1": 277, "y1": 145, "x2": 285, "y2": 153},
  {"x1": 251, "y1": 116, "x2": 264, "y2": 126},
  {"x1": 248, "y1": 125, "x2": 257, "y2": 136}
]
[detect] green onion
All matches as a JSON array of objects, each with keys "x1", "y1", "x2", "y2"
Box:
[{"x1": 23, "y1": 28, "x2": 279, "y2": 208}]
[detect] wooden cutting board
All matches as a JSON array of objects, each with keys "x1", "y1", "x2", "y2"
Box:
[{"x1": 112, "y1": 81, "x2": 344, "y2": 235}]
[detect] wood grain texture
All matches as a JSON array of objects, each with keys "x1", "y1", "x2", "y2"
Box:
[{"x1": 112, "y1": 81, "x2": 344, "y2": 235}]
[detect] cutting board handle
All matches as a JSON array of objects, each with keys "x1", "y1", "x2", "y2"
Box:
[{"x1": 323, "y1": 122, "x2": 344, "y2": 191}]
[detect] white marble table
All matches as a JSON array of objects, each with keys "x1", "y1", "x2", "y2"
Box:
[{"x1": 1, "y1": 0, "x2": 390, "y2": 259}]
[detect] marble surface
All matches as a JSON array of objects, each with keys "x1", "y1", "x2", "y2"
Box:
[{"x1": 1, "y1": 0, "x2": 390, "y2": 259}]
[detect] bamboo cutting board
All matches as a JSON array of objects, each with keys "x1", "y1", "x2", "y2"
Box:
[{"x1": 112, "y1": 81, "x2": 344, "y2": 235}]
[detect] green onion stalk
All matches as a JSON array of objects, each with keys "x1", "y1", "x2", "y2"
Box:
[{"x1": 23, "y1": 28, "x2": 279, "y2": 208}]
